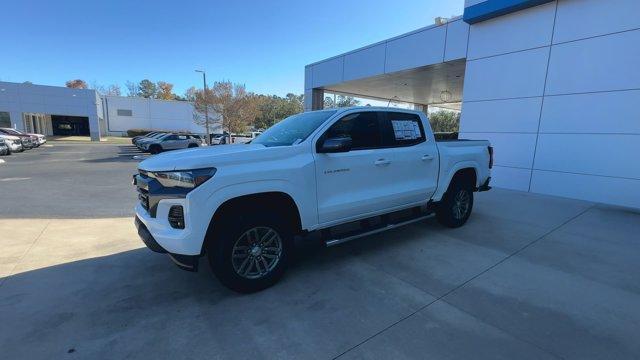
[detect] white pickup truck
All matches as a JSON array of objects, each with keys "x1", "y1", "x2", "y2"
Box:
[{"x1": 134, "y1": 107, "x2": 492, "y2": 292}]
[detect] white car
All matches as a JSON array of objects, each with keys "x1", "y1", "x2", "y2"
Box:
[
  {"x1": 133, "y1": 107, "x2": 492, "y2": 292},
  {"x1": 140, "y1": 133, "x2": 203, "y2": 154},
  {"x1": 0, "y1": 134, "x2": 23, "y2": 152}
]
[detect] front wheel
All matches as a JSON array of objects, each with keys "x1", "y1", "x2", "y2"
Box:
[
  {"x1": 207, "y1": 213, "x2": 292, "y2": 293},
  {"x1": 435, "y1": 181, "x2": 474, "y2": 228}
]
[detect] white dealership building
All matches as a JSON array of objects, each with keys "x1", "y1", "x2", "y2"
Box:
[
  {"x1": 305, "y1": 0, "x2": 640, "y2": 209},
  {"x1": 0, "y1": 81, "x2": 216, "y2": 141}
]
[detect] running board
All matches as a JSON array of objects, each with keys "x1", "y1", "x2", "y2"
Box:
[{"x1": 325, "y1": 213, "x2": 434, "y2": 247}]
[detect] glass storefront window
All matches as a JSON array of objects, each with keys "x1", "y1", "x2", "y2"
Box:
[{"x1": 0, "y1": 112, "x2": 10, "y2": 127}]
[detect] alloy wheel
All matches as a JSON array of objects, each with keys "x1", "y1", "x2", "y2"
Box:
[
  {"x1": 231, "y1": 226, "x2": 283, "y2": 279},
  {"x1": 452, "y1": 189, "x2": 470, "y2": 220}
]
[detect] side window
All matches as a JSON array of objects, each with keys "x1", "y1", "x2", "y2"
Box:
[
  {"x1": 323, "y1": 112, "x2": 382, "y2": 150},
  {"x1": 381, "y1": 112, "x2": 426, "y2": 147},
  {"x1": 164, "y1": 135, "x2": 178, "y2": 141},
  {"x1": 177, "y1": 135, "x2": 188, "y2": 140}
]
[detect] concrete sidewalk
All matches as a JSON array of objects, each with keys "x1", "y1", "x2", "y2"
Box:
[{"x1": 1, "y1": 189, "x2": 639, "y2": 359}]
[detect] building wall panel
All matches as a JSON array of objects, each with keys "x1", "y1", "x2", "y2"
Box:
[
  {"x1": 343, "y1": 44, "x2": 386, "y2": 82},
  {"x1": 534, "y1": 134, "x2": 640, "y2": 179},
  {"x1": 554, "y1": 0, "x2": 640, "y2": 44},
  {"x1": 444, "y1": 19, "x2": 470, "y2": 61},
  {"x1": 311, "y1": 57, "x2": 344, "y2": 88},
  {"x1": 540, "y1": 90, "x2": 640, "y2": 134},
  {"x1": 460, "y1": 132, "x2": 537, "y2": 168},
  {"x1": 531, "y1": 170, "x2": 640, "y2": 208},
  {"x1": 385, "y1": 26, "x2": 446, "y2": 73},
  {"x1": 467, "y1": 1, "x2": 555, "y2": 60},
  {"x1": 546, "y1": 29, "x2": 640, "y2": 95},
  {"x1": 489, "y1": 166, "x2": 532, "y2": 191},
  {"x1": 464, "y1": 47, "x2": 549, "y2": 101},
  {"x1": 460, "y1": 97, "x2": 542, "y2": 133}
]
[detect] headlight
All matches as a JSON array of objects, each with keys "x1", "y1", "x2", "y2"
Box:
[{"x1": 150, "y1": 168, "x2": 216, "y2": 189}]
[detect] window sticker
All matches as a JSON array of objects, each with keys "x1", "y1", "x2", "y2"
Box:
[{"x1": 391, "y1": 120, "x2": 421, "y2": 140}]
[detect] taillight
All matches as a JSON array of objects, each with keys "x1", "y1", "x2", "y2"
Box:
[{"x1": 488, "y1": 146, "x2": 494, "y2": 169}]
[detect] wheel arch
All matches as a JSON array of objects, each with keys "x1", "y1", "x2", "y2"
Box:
[
  {"x1": 203, "y1": 191, "x2": 303, "y2": 251},
  {"x1": 433, "y1": 162, "x2": 480, "y2": 201}
]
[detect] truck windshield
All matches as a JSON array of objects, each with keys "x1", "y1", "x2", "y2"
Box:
[{"x1": 253, "y1": 110, "x2": 337, "y2": 147}]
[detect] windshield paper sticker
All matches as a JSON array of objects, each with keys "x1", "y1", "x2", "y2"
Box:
[{"x1": 391, "y1": 120, "x2": 420, "y2": 140}]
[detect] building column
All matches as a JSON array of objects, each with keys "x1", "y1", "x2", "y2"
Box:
[
  {"x1": 89, "y1": 114, "x2": 101, "y2": 141},
  {"x1": 311, "y1": 89, "x2": 324, "y2": 111}
]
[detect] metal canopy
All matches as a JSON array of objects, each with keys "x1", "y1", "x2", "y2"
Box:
[{"x1": 322, "y1": 59, "x2": 465, "y2": 107}]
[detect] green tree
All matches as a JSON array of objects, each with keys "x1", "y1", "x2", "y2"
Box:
[
  {"x1": 429, "y1": 110, "x2": 460, "y2": 133},
  {"x1": 253, "y1": 93, "x2": 303, "y2": 130},
  {"x1": 137, "y1": 79, "x2": 157, "y2": 98},
  {"x1": 324, "y1": 95, "x2": 360, "y2": 108}
]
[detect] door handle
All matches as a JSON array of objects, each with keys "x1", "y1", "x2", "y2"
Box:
[
  {"x1": 374, "y1": 159, "x2": 391, "y2": 166},
  {"x1": 421, "y1": 154, "x2": 435, "y2": 161}
]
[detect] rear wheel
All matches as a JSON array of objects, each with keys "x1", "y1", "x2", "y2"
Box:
[
  {"x1": 188, "y1": 143, "x2": 198, "y2": 148},
  {"x1": 207, "y1": 212, "x2": 292, "y2": 293},
  {"x1": 149, "y1": 144, "x2": 162, "y2": 154},
  {"x1": 436, "y1": 180, "x2": 474, "y2": 228}
]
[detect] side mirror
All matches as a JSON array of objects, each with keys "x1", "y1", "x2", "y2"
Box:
[{"x1": 317, "y1": 137, "x2": 352, "y2": 153}]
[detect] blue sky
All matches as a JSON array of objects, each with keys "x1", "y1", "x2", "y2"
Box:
[{"x1": 2, "y1": 0, "x2": 463, "y2": 97}]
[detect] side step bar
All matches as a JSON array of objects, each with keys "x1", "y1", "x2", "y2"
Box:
[{"x1": 325, "y1": 213, "x2": 434, "y2": 247}]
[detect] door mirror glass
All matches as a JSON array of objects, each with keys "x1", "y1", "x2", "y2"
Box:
[{"x1": 318, "y1": 137, "x2": 352, "y2": 153}]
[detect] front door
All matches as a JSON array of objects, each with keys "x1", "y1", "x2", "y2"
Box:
[{"x1": 314, "y1": 111, "x2": 399, "y2": 225}]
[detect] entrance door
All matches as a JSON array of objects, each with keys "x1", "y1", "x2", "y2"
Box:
[{"x1": 51, "y1": 115, "x2": 90, "y2": 136}]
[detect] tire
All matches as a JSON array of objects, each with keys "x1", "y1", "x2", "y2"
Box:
[
  {"x1": 435, "y1": 180, "x2": 474, "y2": 228},
  {"x1": 207, "y1": 211, "x2": 292, "y2": 293},
  {"x1": 188, "y1": 143, "x2": 198, "y2": 148},
  {"x1": 149, "y1": 144, "x2": 162, "y2": 155}
]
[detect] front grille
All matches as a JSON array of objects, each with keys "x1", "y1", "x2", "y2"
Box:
[
  {"x1": 168, "y1": 205, "x2": 185, "y2": 229},
  {"x1": 138, "y1": 187, "x2": 149, "y2": 211}
]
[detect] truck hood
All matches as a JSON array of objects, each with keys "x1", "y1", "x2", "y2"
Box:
[{"x1": 138, "y1": 143, "x2": 296, "y2": 171}]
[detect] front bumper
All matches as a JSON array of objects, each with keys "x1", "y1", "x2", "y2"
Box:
[
  {"x1": 135, "y1": 215, "x2": 200, "y2": 271},
  {"x1": 7, "y1": 142, "x2": 22, "y2": 151}
]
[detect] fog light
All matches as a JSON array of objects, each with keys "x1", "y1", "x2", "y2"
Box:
[{"x1": 168, "y1": 205, "x2": 185, "y2": 229}]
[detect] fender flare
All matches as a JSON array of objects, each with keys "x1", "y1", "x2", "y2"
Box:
[{"x1": 433, "y1": 161, "x2": 481, "y2": 201}]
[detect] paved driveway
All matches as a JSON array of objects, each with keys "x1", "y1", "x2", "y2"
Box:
[{"x1": 1, "y1": 143, "x2": 639, "y2": 359}]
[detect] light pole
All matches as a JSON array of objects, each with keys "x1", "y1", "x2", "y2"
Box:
[{"x1": 195, "y1": 69, "x2": 210, "y2": 145}]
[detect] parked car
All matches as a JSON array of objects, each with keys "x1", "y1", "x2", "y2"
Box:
[
  {"x1": 0, "y1": 134, "x2": 22, "y2": 153},
  {"x1": 0, "y1": 138, "x2": 10, "y2": 155},
  {"x1": 139, "y1": 133, "x2": 203, "y2": 154},
  {"x1": 225, "y1": 131, "x2": 262, "y2": 144},
  {"x1": 133, "y1": 107, "x2": 492, "y2": 293},
  {"x1": 0, "y1": 128, "x2": 35, "y2": 149},
  {"x1": 4, "y1": 128, "x2": 46, "y2": 146},
  {"x1": 135, "y1": 132, "x2": 169, "y2": 149},
  {"x1": 209, "y1": 133, "x2": 228, "y2": 145},
  {"x1": 132, "y1": 131, "x2": 165, "y2": 145}
]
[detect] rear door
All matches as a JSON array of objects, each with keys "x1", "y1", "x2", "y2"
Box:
[{"x1": 381, "y1": 111, "x2": 439, "y2": 202}]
